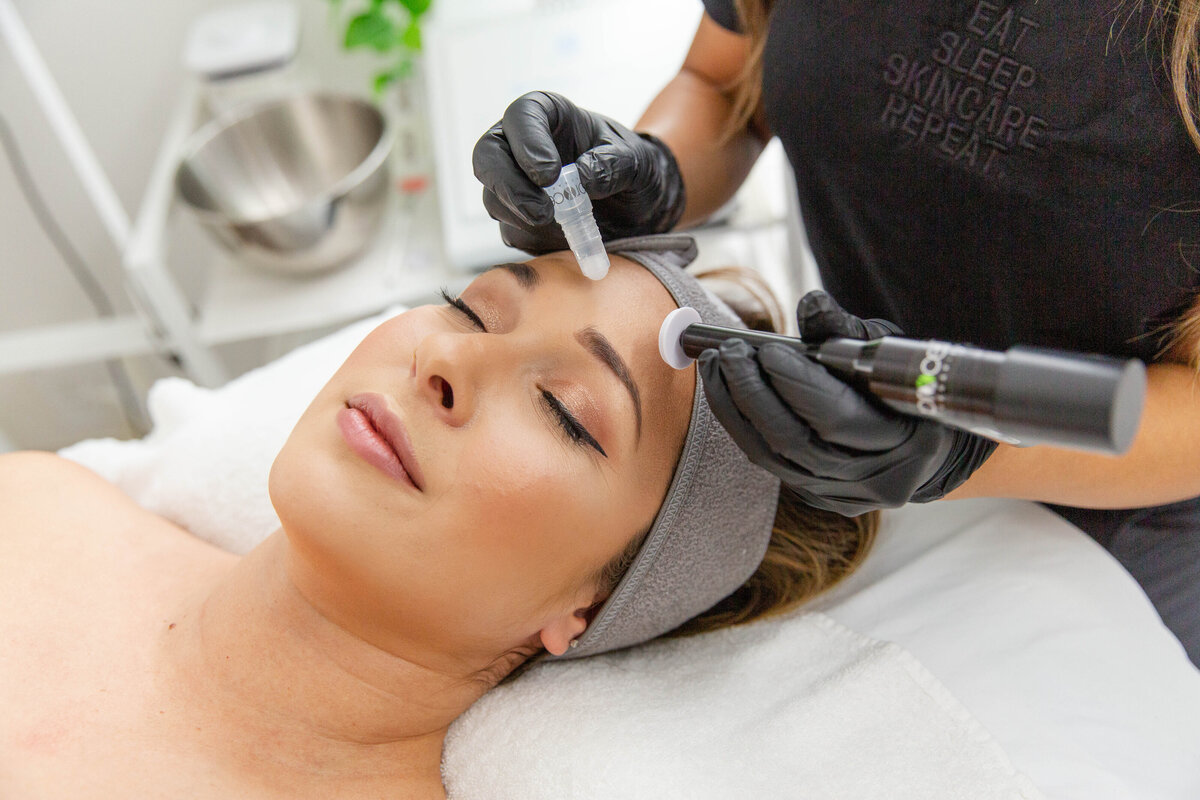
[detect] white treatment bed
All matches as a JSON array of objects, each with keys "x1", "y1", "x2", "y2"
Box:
[{"x1": 60, "y1": 307, "x2": 1200, "y2": 799}]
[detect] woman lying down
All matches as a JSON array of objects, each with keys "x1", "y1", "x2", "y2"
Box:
[{"x1": 0, "y1": 236, "x2": 876, "y2": 798}]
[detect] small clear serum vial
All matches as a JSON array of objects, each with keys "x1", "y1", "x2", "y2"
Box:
[{"x1": 543, "y1": 164, "x2": 609, "y2": 280}]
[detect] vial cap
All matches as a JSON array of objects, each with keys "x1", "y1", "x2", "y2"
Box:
[{"x1": 577, "y1": 252, "x2": 610, "y2": 281}]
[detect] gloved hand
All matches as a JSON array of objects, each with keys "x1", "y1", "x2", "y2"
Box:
[
  {"x1": 472, "y1": 91, "x2": 686, "y2": 253},
  {"x1": 699, "y1": 291, "x2": 998, "y2": 517}
]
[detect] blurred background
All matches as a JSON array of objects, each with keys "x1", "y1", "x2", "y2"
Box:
[{"x1": 0, "y1": 0, "x2": 814, "y2": 452}]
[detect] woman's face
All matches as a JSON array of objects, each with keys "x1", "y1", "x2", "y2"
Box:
[{"x1": 270, "y1": 253, "x2": 693, "y2": 670}]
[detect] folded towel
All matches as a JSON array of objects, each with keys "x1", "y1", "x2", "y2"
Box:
[{"x1": 443, "y1": 611, "x2": 1043, "y2": 799}]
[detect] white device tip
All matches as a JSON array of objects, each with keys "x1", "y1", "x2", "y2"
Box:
[
  {"x1": 659, "y1": 307, "x2": 702, "y2": 369},
  {"x1": 578, "y1": 252, "x2": 610, "y2": 280}
]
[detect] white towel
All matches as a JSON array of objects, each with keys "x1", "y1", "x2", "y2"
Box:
[{"x1": 443, "y1": 611, "x2": 1042, "y2": 800}]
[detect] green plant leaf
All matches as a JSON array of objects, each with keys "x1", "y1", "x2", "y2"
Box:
[
  {"x1": 372, "y1": 58, "x2": 413, "y2": 96},
  {"x1": 372, "y1": 70, "x2": 396, "y2": 95},
  {"x1": 398, "y1": 0, "x2": 433, "y2": 18},
  {"x1": 400, "y1": 18, "x2": 422, "y2": 50},
  {"x1": 345, "y1": 9, "x2": 396, "y2": 52}
]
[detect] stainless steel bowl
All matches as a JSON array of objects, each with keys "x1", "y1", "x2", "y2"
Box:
[{"x1": 175, "y1": 92, "x2": 393, "y2": 276}]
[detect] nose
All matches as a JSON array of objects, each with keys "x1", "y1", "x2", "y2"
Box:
[{"x1": 413, "y1": 331, "x2": 513, "y2": 427}]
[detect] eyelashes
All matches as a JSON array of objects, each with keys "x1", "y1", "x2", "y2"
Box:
[
  {"x1": 439, "y1": 288, "x2": 607, "y2": 458},
  {"x1": 440, "y1": 288, "x2": 486, "y2": 331},
  {"x1": 540, "y1": 390, "x2": 608, "y2": 458}
]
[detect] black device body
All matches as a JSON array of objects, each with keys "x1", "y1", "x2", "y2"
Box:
[{"x1": 680, "y1": 324, "x2": 1147, "y2": 454}]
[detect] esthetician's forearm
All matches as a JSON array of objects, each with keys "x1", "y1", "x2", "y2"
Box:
[
  {"x1": 946, "y1": 363, "x2": 1200, "y2": 508},
  {"x1": 636, "y1": 15, "x2": 768, "y2": 228}
]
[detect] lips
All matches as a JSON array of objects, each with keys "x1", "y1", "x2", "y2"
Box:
[{"x1": 338, "y1": 393, "x2": 425, "y2": 491}]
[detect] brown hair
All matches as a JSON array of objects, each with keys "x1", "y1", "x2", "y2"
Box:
[
  {"x1": 1158, "y1": 293, "x2": 1200, "y2": 368},
  {"x1": 721, "y1": 0, "x2": 775, "y2": 144},
  {"x1": 1158, "y1": 0, "x2": 1200, "y2": 150},
  {"x1": 1147, "y1": 0, "x2": 1200, "y2": 365}
]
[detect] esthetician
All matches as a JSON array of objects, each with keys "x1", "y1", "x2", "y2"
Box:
[{"x1": 472, "y1": 1, "x2": 1200, "y2": 664}]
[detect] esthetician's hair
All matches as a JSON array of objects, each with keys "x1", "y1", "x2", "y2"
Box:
[
  {"x1": 590, "y1": 265, "x2": 878, "y2": 642},
  {"x1": 1154, "y1": 0, "x2": 1200, "y2": 151}
]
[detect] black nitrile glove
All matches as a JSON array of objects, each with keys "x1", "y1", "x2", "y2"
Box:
[
  {"x1": 699, "y1": 291, "x2": 997, "y2": 517},
  {"x1": 472, "y1": 91, "x2": 685, "y2": 253}
]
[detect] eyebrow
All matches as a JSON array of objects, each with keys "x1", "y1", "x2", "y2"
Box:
[
  {"x1": 490, "y1": 262, "x2": 541, "y2": 290},
  {"x1": 576, "y1": 326, "x2": 643, "y2": 442},
  {"x1": 489, "y1": 261, "x2": 643, "y2": 442}
]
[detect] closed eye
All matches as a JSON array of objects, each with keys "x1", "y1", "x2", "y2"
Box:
[
  {"x1": 541, "y1": 390, "x2": 607, "y2": 458},
  {"x1": 440, "y1": 288, "x2": 486, "y2": 331}
]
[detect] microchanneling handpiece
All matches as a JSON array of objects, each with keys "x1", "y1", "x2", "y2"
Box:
[{"x1": 659, "y1": 307, "x2": 1147, "y2": 455}]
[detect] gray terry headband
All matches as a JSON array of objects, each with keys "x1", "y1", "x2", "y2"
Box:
[{"x1": 551, "y1": 234, "x2": 781, "y2": 661}]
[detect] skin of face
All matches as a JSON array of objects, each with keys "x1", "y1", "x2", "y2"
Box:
[{"x1": 268, "y1": 252, "x2": 694, "y2": 677}]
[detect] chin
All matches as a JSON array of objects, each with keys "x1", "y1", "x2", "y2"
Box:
[{"x1": 269, "y1": 423, "x2": 353, "y2": 549}]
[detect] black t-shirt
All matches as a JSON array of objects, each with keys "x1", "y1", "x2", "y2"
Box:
[{"x1": 703, "y1": 0, "x2": 1200, "y2": 361}]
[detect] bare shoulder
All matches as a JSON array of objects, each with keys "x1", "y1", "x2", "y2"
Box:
[
  {"x1": 0, "y1": 450, "x2": 230, "y2": 569},
  {"x1": 0, "y1": 450, "x2": 130, "y2": 503},
  {"x1": 0, "y1": 449, "x2": 82, "y2": 479},
  {"x1": 0, "y1": 450, "x2": 233, "y2": 657},
  {"x1": 0, "y1": 451, "x2": 140, "y2": 548}
]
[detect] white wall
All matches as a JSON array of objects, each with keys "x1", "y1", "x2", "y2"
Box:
[{"x1": 0, "y1": 0, "x2": 375, "y2": 451}]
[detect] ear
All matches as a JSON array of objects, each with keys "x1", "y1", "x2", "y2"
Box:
[{"x1": 538, "y1": 588, "x2": 605, "y2": 657}]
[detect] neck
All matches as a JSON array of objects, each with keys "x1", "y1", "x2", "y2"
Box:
[{"x1": 156, "y1": 531, "x2": 485, "y2": 793}]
